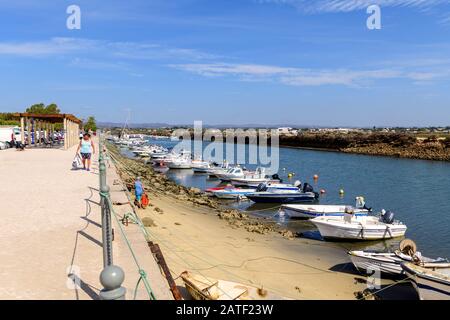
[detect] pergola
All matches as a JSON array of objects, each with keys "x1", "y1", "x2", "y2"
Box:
[{"x1": 13, "y1": 113, "x2": 82, "y2": 150}]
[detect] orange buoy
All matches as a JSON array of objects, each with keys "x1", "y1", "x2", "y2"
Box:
[{"x1": 313, "y1": 174, "x2": 319, "y2": 180}]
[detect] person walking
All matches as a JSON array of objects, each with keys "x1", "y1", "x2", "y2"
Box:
[
  {"x1": 76, "y1": 133, "x2": 95, "y2": 171},
  {"x1": 134, "y1": 177, "x2": 144, "y2": 208}
]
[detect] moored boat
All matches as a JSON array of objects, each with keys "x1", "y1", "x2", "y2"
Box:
[
  {"x1": 212, "y1": 187, "x2": 257, "y2": 199},
  {"x1": 310, "y1": 210, "x2": 407, "y2": 241},
  {"x1": 280, "y1": 197, "x2": 370, "y2": 219},
  {"x1": 245, "y1": 182, "x2": 319, "y2": 204},
  {"x1": 216, "y1": 167, "x2": 246, "y2": 182},
  {"x1": 402, "y1": 262, "x2": 450, "y2": 300},
  {"x1": 348, "y1": 239, "x2": 450, "y2": 276},
  {"x1": 180, "y1": 271, "x2": 288, "y2": 300}
]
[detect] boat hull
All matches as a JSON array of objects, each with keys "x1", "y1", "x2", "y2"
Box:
[
  {"x1": 282, "y1": 205, "x2": 368, "y2": 219},
  {"x1": 402, "y1": 263, "x2": 450, "y2": 300},
  {"x1": 311, "y1": 218, "x2": 407, "y2": 240},
  {"x1": 246, "y1": 193, "x2": 318, "y2": 204},
  {"x1": 213, "y1": 189, "x2": 256, "y2": 199},
  {"x1": 167, "y1": 163, "x2": 192, "y2": 169},
  {"x1": 348, "y1": 252, "x2": 404, "y2": 276}
]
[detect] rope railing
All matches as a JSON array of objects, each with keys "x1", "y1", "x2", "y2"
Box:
[{"x1": 98, "y1": 135, "x2": 157, "y2": 300}]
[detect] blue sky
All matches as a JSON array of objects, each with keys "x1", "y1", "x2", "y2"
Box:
[{"x1": 0, "y1": 0, "x2": 449, "y2": 126}]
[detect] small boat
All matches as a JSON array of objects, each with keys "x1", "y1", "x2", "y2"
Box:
[
  {"x1": 245, "y1": 182, "x2": 319, "y2": 204},
  {"x1": 246, "y1": 191, "x2": 319, "y2": 204},
  {"x1": 216, "y1": 167, "x2": 246, "y2": 182},
  {"x1": 180, "y1": 271, "x2": 288, "y2": 300},
  {"x1": 212, "y1": 187, "x2": 257, "y2": 199},
  {"x1": 205, "y1": 186, "x2": 227, "y2": 193},
  {"x1": 348, "y1": 239, "x2": 450, "y2": 276},
  {"x1": 402, "y1": 262, "x2": 450, "y2": 300},
  {"x1": 166, "y1": 157, "x2": 192, "y2": 169},
  {"x1": 229, "y1": 168, "x2": 281, "y2": 187},
  {"x1": 280, "y1": 196, "x2": 370, "y2": 219},
  {"x1": 311, "y1": 210, "x2": 407, "y2": 241},
  {"x1": 191, "y1": 161, "x2": 214, "y2": 173}
]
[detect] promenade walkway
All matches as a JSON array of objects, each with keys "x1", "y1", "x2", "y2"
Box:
[{"x1": 0, "y1": 140, "x2": 172, "y2": 300}]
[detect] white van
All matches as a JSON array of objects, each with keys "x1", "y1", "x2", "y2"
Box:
[{"x1": 0, "y1": 126, "x2": 21, "y2": 146}]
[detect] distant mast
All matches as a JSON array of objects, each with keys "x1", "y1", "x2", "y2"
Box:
[{"x1": 120, "y1": 109, "x2": 131, "y2": 139}]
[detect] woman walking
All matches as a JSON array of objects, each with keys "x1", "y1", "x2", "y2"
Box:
[{"x1": 76, "y1": 133, "x2": 95, "y2": 171}]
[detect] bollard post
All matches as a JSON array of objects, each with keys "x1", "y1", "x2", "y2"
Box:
[
  {"x1": 99, "y1": 265, "x2": 126, "y2": 300},
  {"x1": 98, "y1": 136, "x2": 126, "y2": 300}
]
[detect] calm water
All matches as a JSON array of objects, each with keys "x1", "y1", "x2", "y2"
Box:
[{"x1": 125, "y1": 138, "x2": 450, "y2": 258}]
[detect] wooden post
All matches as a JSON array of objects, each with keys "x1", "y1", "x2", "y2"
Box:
[
  {"x1": 27, "y1": 118, "x2": 31, "y2": 147},
  {"x1": 64, "y1": 118, "x2": 68, "y2": 150},
  {"x1": 20, "y1": 117, "x2": 25, "y2": 144}
]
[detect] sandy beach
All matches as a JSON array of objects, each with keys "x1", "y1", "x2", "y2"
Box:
[{"x1": 107, "y1": 144, "x2": 417, "y2": 300}]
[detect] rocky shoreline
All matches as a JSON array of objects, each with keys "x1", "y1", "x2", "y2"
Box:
[
  {"x1": 279, "y1": 133, "x2": 450, "y2": 162},
  {"x1": 341, "y1": 142, "x2": 450, "y2": 161},
  {"x1": 106, "y1": 143, "x2": 296, "y2": 239}
]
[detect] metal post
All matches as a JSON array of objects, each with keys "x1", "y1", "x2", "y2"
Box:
[
  {"x1": 99, "y1": 265, "x2": 126, "y2": 300},
  {"x1": 99, "y1": 146, "x2": 113, "y2": 267},
  {"x1": 98, "y1": 137, "x2": 126, "y2": 300}
]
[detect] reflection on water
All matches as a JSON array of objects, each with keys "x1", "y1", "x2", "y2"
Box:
[{"x1": 122, "y1": 138, "x2": 450, "y2": 258}]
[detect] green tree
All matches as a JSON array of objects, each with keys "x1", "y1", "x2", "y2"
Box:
[
  {"x1": 84, "y1": 116, "x2": 97, "y2": 132},
  {"x1": 26, "y1": 103, "x2": 61, "y2": 114}
]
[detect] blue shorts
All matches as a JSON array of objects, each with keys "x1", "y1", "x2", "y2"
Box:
[
  {"x1": 81, "y1": 153, "x2": 91, "y2": 160},
  {"x1": 135, "y1": 193, "x2": 142, "y2": 202}
]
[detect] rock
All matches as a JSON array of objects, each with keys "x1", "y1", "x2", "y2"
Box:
[
  {"x1": 154, "y1": 207, "x2": 164, "y2": 214},
  {"x1": 279, "y1": 229, "x2": 296, "y2": 240},
  {"x1": 189, "y1": 187, "x2": 202, "y2": 195},
  {"x1": 141, "y1": 217, "x2": 156, "y2": 227}
]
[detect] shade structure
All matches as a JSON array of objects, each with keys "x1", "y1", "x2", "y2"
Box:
[{"x1": 12, "y1": 113, "x2": 82, "y2": 150}]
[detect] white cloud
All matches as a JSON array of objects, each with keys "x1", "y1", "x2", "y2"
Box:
[
  {"x1": 0, "y1": 37, "x2": 98, "y2": 56},
  {"x1": 257, "y1": 0, "x2": 450, "y2": 13},
  {"x1": 170, "y1": 62, "x2": 449, "y2": 87},
  {"x1": 0, "y1": 37, "x2": 217, "y2": 61}
]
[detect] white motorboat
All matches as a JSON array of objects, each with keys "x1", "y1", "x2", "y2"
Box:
[
  {"x1": 205, "y1": 163, "x2": 230, "y2": 177},
  {"x1": 229, "y1": 167, "x2": 279, "y2": 187},
  {"x1": 310, "y1": 210, "x2": 407, "y2": 240},
  {"x1": 191, "y1": 160, "x2": 212, "y2": 173},
  {"x1": 348, "y1": 239, "x2": 450, "y2": 276},
  {"x1": 402, "y1": 262, "x2": 450, "y2": 300},
  {"x1": 281, "y1": 197, "x2": 370, "y2": 219},
  {"x1": 212, "y1": 187, "x2": 257, "y2": 199},
  {"x1": 211, "y1": 183, "x2": 299, "y2": 200},
  {"x1": 215, "y1": 167, "x2": 246, "y2": 182},
  {"x1": 166, "y1": 157, "x2": 192, "y2": 169}
]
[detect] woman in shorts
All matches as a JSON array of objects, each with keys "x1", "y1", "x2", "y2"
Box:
[{"x1": 76, "y1": 133, "x2": 95, "y2": 171}]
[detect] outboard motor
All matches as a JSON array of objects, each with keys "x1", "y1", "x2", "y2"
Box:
[
  {"x1": 302, "y1": 183, "x2": 314, "y2": 193},
  {"x1": 294, "y1": 180, "x2": 302, "y2": 188},
  {"x1": 380, "y1": 210, "x2": 395, "y2": 224},
  {"x1": 271, "y1": 174, "x2": 281, "y2": 182},
  {"x1": 256, "y1": 183, "x2": 268, "y2": 192}
]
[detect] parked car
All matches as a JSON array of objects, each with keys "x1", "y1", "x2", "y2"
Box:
[{"x1": 0, "y1": 126, "x2": 21, "y2": 147}]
